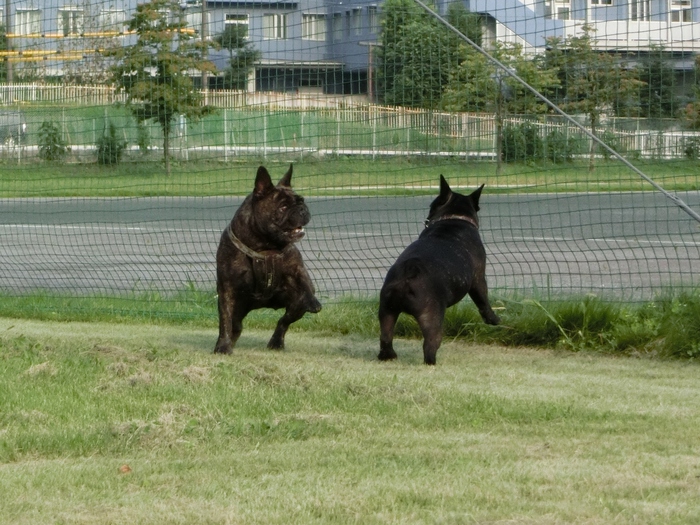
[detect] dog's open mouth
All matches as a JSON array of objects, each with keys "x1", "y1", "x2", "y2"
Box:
[{"x1": 289, "y1": 227, "x2": 306, "y2": 240}]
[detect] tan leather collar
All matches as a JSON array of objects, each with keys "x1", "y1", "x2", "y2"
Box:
[{"x1": 227, "y1": 225, "x2": 288, "y2": 260}]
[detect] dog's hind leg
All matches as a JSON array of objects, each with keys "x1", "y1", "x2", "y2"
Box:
[
  {"x1": 378, "y1": 304, "x2": 399, "y2": 361},
  {"x1": 417, "y1": 308, "x2": 444, "y2": 365}
]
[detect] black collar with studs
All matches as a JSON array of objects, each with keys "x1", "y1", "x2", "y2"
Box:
[{"x1": 424, "y1": 215, "x2": 479, "y2": 229}]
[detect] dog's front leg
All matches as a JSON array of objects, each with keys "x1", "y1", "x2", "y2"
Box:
[
  {"x1": 468, "y1": 281, "x2": 501, "y2": 326},
  {"x1": 268, "y1": 308, "x2": 303, "y2": 350},
  {"x1": 214, "y1": 284, "x2": 244, "y2": 354}
]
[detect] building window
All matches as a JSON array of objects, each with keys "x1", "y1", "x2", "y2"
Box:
[
  {"x1": 545, "y1": 1, "x2": 571, "y2": 20},
  {"x1": 225, "y1": 14, "x2": 249, "y2": 38},
  {"x1": 368, "y1": 6, "x2": 378, "y2": 34},
  {"x1": 332, "y1": 13, "x2": 343, "y2": 42},
  {"x1": 100, "y1": 9, "x2": 126, "y2": 31},
  {"x1": 671, "y1": 0, "x2": 692, "y2": 22},
  {"x1": 15, "y1": 9, "x2": 41, "y2": 35},
  {"x1": 351, "y1": 8, "x2": 362, "y2": 36},
  {"x1": 302, "y1": 14, "x2": 326, "y2": 41},
  {"x1": 631, "y1": 0, "x2": 650, "y2": 20},
  {"x1": 263, "y1": 14, "x2": 286, "y2": 39},
  {"x1": 591, "y1": 0, "x2": 613, "y2": 5},
  {"x1": 58, "y1": 7, "x2": 84, "y2": 36}
]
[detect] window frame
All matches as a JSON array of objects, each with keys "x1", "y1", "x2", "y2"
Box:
[
  {"x1": 671, "y1": 0, "x2": 692, "y2": 22},
  {"x1": 58, "y1": 6, "x2": 84, "y2": 37},
  {"x1": 99, "y1": 8, "x2": 126, "y2": 31},
  {"x1": 225, "y1": 13, "x2": 250, "y2": 39},
  {"x1": 262, "y1": 13, "x2": 287, "y2": 40},
  {"x1": 332, "y1": 12, "x2": 344, "y2": 42},
  {"x1": 368, "y1": 6, "x2": 378, "y2": 34},
  {"x1": 302, "y1": 13, "x2": 326, "y2": 41},
  {"x1": 15, "y1": 8, "x2": 42, "y2": 36},
  {"x1": 351, "y1": 8, "x2": 362, "y2": 36}
]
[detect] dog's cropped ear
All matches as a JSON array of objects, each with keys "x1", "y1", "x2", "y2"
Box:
[
  {"x1": 278, "y1": 163, "x2": 293, "y2": 188},
  {"x1": 470, "y1": 184, "x2": 485, "y2": 211},
  {"x1": 435, "y1": 174, "x2": 452, "y2": 205},
  {"x1": 254, "y1": 166, "x2": 274, "y2": 198}
]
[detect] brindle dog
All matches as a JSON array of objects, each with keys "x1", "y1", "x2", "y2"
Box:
[{"x1": 214, "y1": 165, "x2": 321, "y2": 354}]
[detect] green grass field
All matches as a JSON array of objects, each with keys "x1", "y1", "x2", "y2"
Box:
[
  {"x1": 1, "y1": 317, "x2": 699, "y2": 524},
  {"x1": 1, "y1": 157, "x2": 700, "y2": 197}
]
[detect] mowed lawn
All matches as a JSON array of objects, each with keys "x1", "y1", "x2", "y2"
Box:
[{"x1": 1, "y1": 317, "x2": 699, "y2": 524}]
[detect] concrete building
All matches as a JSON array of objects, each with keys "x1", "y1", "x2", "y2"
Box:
[
  {"x1": 1, "y1": 0, "x2": 379, "y2": 94},
  {"x1": 2, "y1": 0, "x2": 700, "y2": 95}
]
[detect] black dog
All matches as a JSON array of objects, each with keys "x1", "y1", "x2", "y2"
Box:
[
  {"x1": 214, "y1": 165, "x2": 321, "y2": 354},
  {"x1": 378, "y1": 176, "x2": 500, "y2": 365}
]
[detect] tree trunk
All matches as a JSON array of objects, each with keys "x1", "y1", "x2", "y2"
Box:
[
  {"x1": 163, "y1": 121, "x2": 171, "y2": 176},
  {"x1": 588, "y1": 114, "x2": 597, "y2": 173},
  {"x1": 496, "y1": 94, "x2": 503, "y2": 176}
]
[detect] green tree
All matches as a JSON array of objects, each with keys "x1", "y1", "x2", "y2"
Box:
[
  {"x1": 375, "y1": 0, "x2": 481, "y2": 108},
  {"x1": 682, "y1": 55, "x2": 700, "y2": 129},
  {"x1": 636, "y1": 44, "x2": 680, "y2": 119},
  {"x1": 38, "y1": 121, "x2": 70, "y2": 161},
  {"x1": 376, "y1": 0, "x2": 444, "y2": 107},
  {"x1": 441, "y1": 42, "x2": 559, "y2": 172},
  {"x1": 0, "y1": 23, "x2": 8, "y2": 82},
  {"x1": 105, "y1": 0, "x2": 216, "y2": 175},
  {"x1": 544, "y1": 26, "x2": 642, "y2": 171},
  {"x1": 445, "y1": 2, "x2": 482, "y2": 47},
  {"x1": 214, "y1": 24, "x2": 261, "y2": 90},
  {"x1": 96, "y1": 121, "x2": 128, "y2": 165}
]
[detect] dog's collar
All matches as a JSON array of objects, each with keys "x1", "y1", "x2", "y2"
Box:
[
  {"x1": 424, "y1": 215, "x2": 479, "y2": 229},
  {"x1": 227, "y1": 225, "x2": 288, "y2": 260}
]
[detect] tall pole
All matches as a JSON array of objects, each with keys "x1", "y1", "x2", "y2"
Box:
[
  {"x1": 201, "y1": 0, "x2": 208, "y2": 96},
  {"x1": 5, "y1": 0, "x2": 13, "y2": 83}
]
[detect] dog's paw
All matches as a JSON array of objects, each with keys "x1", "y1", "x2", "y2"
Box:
[
  {"x1": 378, "y1": 348, "x2": 398, "y2": 361},
  {"x1": 214, "y1": 339, "x2": 233, "y2": 355},
  {"x1": 306, "y1": 297, "x2": 322, "y2": 314},
  {"x1": 485, "y1": 314, "x2": 501, "y2": 326},
  {"x1": 267, "y1": 338, "x2": 285, "y2": 350}
]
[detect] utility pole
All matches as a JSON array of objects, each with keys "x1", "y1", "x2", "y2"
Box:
[
  {"x1": 5, "y1": 0, "x2": 12, "y2": 83},
  {"x1": 201, "y1": 0, "x2": 208, "y2": 97}
]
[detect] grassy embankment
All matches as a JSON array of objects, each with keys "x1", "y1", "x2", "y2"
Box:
[{"x1": 1, "y1": 317, "x2": 700, "y2": 524}]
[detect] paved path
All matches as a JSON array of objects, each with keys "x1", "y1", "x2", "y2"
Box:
[{"x1": 1, "y1": 192, "x2": 699, "y2": 300}]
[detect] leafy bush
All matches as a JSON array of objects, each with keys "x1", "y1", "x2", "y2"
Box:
[
  {"x1": 598, "y1": 130, "x2": 624, "y2": 160},
  {"x1": 502, "y1": 122, "x2": 543, "y2": 163},
  {"x1": 657, "y1": 294, "x2": 700, "y2": 358},
  {"x1": 96, "y1": 121, "x2": 128, "y2": 165},
  {"x1": 38, "y1": 121, "x2": 69, "y2": 161},
  {"x1": 136, "y1": 120, "x2": 151, "y2": 154},
  {"x1": 681, "y1": 136, "x2": 700, "y2": 160},
  {"x1": 544, "y1": 130, "x2": 574, "y2": 163}
]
